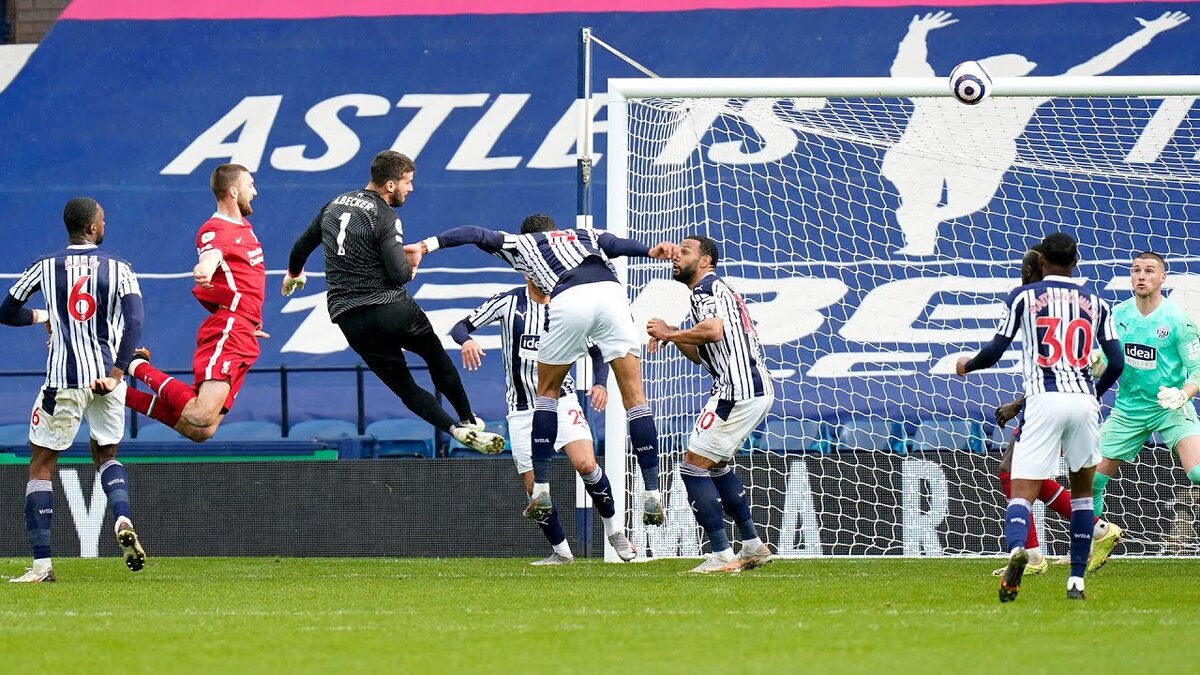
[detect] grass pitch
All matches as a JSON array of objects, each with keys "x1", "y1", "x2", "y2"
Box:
[{"x1": 2, "y1": 556, "x2": 1196, "y2": 673}]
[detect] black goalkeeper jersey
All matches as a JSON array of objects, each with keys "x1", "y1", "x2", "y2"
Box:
[{"x1": 288, "y1": 189, "x2": 412, "y2": 322}]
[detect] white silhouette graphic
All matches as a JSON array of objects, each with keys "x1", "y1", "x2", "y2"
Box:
[{"x1": 882, "y1": 10, "x2": 1190, "y2": 256}]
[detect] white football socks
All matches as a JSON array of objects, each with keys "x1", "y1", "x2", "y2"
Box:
[{"x1": 601, "y1": 516, "x2": 621, "y2": 537}]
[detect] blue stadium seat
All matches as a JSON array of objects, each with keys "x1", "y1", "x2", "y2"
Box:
[
  {"x1": 366, "y1": 419, "x2": 434, "y2": 458},
  {"x1": 211, "y1": 421, "x2": 283, "y2": 442},
  {"x1": 288, "y1": 419, "x2": 358, "y2": 441},
  {"x1": 837, "y1": 418, "x2": 907, "y2": 453},
  {"x1": 739, "y1": 426, "x2": 766, "y2": 453},
  {"x1": 130, "y1": 423, "x2": 181, "y2": 442},
  {"x1": 0, "y1": 423, "x2": 28, "y2": 450},
  {"x1": 763, "y1": 419, "x2": 829, "y2": 454},
  {"x1": 911, "y1": 417, "x2": 976, "y2": 452}
]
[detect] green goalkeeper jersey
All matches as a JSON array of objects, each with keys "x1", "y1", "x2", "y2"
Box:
[{"x1": 1111, "y1": 297, "x2": 1200, "y2": 420}]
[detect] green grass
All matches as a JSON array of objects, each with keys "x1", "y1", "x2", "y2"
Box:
[{"x1": 2, "y1": 557, "x2": 1197, "y2": 673}]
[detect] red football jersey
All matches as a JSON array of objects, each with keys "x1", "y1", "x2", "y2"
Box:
[{"x1": 193, "y1": 212, "x2": 266, "y2": 326}]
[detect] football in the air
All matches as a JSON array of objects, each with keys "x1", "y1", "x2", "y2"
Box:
[{"x1": 949, "y1": 60, "x2": 992, "y2": 105}]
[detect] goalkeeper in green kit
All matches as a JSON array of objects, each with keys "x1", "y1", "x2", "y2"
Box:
[{"x1": 1090, "y1": 251, "x2": 1200, "y2": 572}]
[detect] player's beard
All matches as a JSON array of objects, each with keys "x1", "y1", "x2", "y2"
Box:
[
  {"x1": 672, "y1": 261, "x2": 697, "y2": 284},
  {"x1": 238, "y1": 197, "x2": 253, "y2": 217},
  {"x1": 389, "y1": 189, "x2": 406, "y2": 208}
]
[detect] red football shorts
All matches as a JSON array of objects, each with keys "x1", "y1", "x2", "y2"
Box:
[{"x1": 192, "y1": 312, "x2": 260, "y2": 412}]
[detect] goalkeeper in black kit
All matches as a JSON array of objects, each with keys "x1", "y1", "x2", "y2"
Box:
[{"x1": 284, "y1": 150, "x2": 504, "y2": 453}]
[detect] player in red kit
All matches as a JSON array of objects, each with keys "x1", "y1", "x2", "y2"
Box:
[{"x1": 120, "y1": 164, "x2": 268, "y2": 441}]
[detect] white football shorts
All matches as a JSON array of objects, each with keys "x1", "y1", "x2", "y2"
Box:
[
  {"x1": 1011, "y1": 391, "x2": 1100, "y2": 480},
  {"x1": 29, "y1": 383, "x2": 127, "y2": 451},
  {"x1": 507, "y1": 395, "x2": 593, "y2": 474},
  {"x1": 688, "y1": 394, "x2": 774, "y2": 463},
  {"x1": 540, "y1": 281, "x2": 641, "y2": 365}
]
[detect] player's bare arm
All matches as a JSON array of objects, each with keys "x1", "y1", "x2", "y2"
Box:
[
  {"x1": 0, "y1": 297, "x2": 52, "y2": 349},
  {"x1": 646, "y1": 317, "x2": 709, "y2": 363},
  {"x1": 193, "y1": 249, "x2": 222, "y2": 289},
  {"x1": 649, "y1": 316, "x2": 723, "y2": 345},
  {"x1": 587, "y1": 384, "x2": 608, "y2": 412},
  {"x1": 461, "y1": 339, "x2": 485, "y2": 370},
  {"x1": 994, "y1": 397, "x2": 1026, "y2": 427}
]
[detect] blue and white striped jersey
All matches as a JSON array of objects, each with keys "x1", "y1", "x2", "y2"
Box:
[
  {"x1": 463, "y1": 288, "x2": 576, "y2": 413},
  {"x1": 8, "y1": 245, "x2": 141, "y2": 389},
  {"x1": 996, "y1": 275, "x2": 1116, "y2": 396},
  {"x1": 690, "y1": 274, "x2": 773, "y2": 401},
  {"x1": 433, "y1": 227, "x2": 653, "y2": 297},
  {"x1": 488, "y1": 229, "x2": 619, "y2": 296}
]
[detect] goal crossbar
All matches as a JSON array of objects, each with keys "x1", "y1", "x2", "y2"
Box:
[{"x1": 608, "y1": 75, "x2": 1200, "y2": 100}]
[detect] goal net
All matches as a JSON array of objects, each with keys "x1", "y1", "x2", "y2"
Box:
[{"x1": 602, "y1": 76, "x2": 1200, "y2": 560}]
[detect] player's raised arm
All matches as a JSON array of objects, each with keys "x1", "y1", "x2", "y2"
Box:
[
  {"x1": 414, "y1": 226, "x2": 507, "y2": 257},
  {"x1": 596, "y1": 232, "x2": 677, "y2": 260},
  {"x1": 283, "y1": 209, "x2": 323, "y2": 296}
]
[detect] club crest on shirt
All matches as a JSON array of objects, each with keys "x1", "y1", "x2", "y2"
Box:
[{"x1": 1157, "y1": 325, "x2": 1170, "y2": 339}]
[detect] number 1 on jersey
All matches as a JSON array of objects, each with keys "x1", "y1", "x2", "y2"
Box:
[{"x1": 336, "y1": 212, "x2": 351, "y2": 256}]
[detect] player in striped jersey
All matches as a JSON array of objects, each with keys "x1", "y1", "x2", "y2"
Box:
[
  {"x1": 989, "y1": 246, "x2": 1116, "y2": 577},
  {"x1": 645, "y1": 235, "x2": 774, "y2": 573},
  {"x1": 957, "y1": 232, "x2": 1124, "y2": 601},
  {"x1": 121, "y1": 164, "x2": 270, "y2": 442},
  {"x1": 407, "y1": 215, "x2": 676, "y2": 524},
  {"x1": 450, "y1": 278, "x2": 637, "y2": 564},
  {"x1": 0, "y1": 198, "x2": 147, "y2": 582}
]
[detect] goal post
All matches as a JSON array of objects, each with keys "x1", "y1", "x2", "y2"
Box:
[{"x1": 603, "y1": 75, "x2": 1200, "y2": 561}]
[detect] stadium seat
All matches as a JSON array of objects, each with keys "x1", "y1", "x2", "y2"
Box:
[
  {"x1": 365, "y1": 419, "x2": 435, "y2": 458},
  {"x1": 911, "y1": 417, "x2": 976, "y2": 452},
  {"x1": 837, "y1": 418, "x2": 907, "y2": 454},
  {"x1": 288, "y1": 419, "x2": 358, "y2": 441},
  {"x1": 0, "y1": 423, "x2": 28, "y2": 450},
  {"x1": 211, "y1": 421, "x2": 283, "y2": 442},
  {"x1": 130, "y1": 423, "x2": 181, "y2": 442},
  {"x1": 739, "y1": 426, "x2": 766, "y2": 453},
  {"x1": 763, "y1": 419, "x2": 829, "y2": 454}
]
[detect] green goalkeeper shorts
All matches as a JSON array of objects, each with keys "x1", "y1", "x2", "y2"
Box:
[{"x1": 1099, "y1": 404, "x2": 1200, "y2": 463}]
